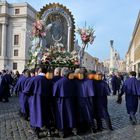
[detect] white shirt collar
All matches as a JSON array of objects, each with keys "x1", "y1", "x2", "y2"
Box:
[{"x1": 38, "y1": 73, "x2": 45, "y2": 76}]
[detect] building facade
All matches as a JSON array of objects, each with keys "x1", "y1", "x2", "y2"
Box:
[
  {"x1": 126, "y1": 11, "x2": 140, "y2": 77},
  {"x1": 118, "y1": 60, "x2": 126, "y2": 72},
  {"x1": 74, "y1": 40, "x2": 106, "y2": 72},
  {"x1": 103, "y1": 59, "x2": 126, "y2": 74},
  {"x1": 102, "y1": 59, "x2": 110, "y2": 73},
  {"x1": 82, "y1": 52, "x2": 107, "y2": 73},
  {"x1": 82, "y1": 52, "x2": 97, "y2": 71},
  {"x1": 0, "y1": 1, "x2": 36, "y2": 73}
]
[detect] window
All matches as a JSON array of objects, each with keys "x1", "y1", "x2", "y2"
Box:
[
  {"x1": 14, "y1": 50, "x2": 18, "y2": 56},
  {"x1": 14, "y1": 35, "x2": 19, "y2": 45},
  {"x1": 13, "y1": 63, "x2": 17, "y2": 70},
  {"x1": 15, "y1": 9, "x2": 20, "y2": 14}
]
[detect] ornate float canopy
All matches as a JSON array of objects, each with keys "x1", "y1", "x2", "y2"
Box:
[
  {"x1": 26, "y1": 3, "x2": 79, "y2": 69},
  {"x1": 38, "y1": 3, "x2": 75, "y2": 51}
]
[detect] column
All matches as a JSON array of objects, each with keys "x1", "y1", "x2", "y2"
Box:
[
  {"x1": 95, "y1": 60, "x2": 97, "y2": 71},
  {"x1": 110, "y1": 46, "x2": 113, "y2": 71},
  {"x1": 1, "y1": 23, "x2": 7, "y2": 57},
  {"x1": 67, "y1": 26, "x2": 72, "y2": 52},
  {"x1": 131, "y1": 62, "x2": 135, "y2": 71},
  {"x1": 0, "y1": 24, "x2": 2, "y2": 56},
  {"x1": 138, "y1": 63, "x2": 140, "y2": 77},
  {"x1": 136, "y1": 63, "x2": 138, "y2": 74}
]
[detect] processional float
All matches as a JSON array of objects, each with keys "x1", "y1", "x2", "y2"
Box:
[{"x1": 26, "y1": 3, "x2": 95, "y2": 71}]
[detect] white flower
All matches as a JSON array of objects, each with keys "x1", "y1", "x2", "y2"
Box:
[{"x1": 34, "y1": 51, "x2": 38, "y2": 56}]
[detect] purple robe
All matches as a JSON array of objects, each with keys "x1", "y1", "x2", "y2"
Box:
[
  {"x1": 50, "y1": 76, "x2": 62, "y2": 126},
  {"x1": 121, "y1": 77, "x2": 140, "y2": 95},
  {"x1": 93, "y1": 80, "x2": 111, "y2": 120},
  {"x1": 120, "y1": 77, "x2": 140, "y2": 114},
  {"x1": 74, "y1": 78, "x2": 95, "y2": 127},
  {"x1": 22, "y1": 77, "x2": 32, "y2": 116},
  {"x1": 74, "y1": 78, "x2": 95, "y2": 97},
  {"x1": 0, "y1": 74, "x2": 13, "y2": 100},
  {"x1": 53, "y1": 77, "x2": 76, "y2": 130},
  {"x1": 14, "y1": 75, "x2": 24, "y2": 94},
  {"x1": 14, "y1": 76, "x2": 30, "y2": 114},
  {"x1": 52, "y1": 76, "x2": 61, "y2": 84},
  {"x1": 23, "y1": 75, "x2": 51, "y2": 128}
]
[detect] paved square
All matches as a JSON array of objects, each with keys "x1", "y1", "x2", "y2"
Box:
[{"x1": 0, "y1": 96, "x2": 140, "y2": 140}]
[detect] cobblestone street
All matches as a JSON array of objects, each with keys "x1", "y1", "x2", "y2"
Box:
[{"x1": 1, "y1": 95, "x2": 140, "y2": 140}]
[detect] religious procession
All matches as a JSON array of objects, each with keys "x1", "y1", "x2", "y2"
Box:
[
  {"x1": 0, "y1": 1, "x2": 140, "y2": 140},
  {"x1": 6, "y1": 66, "x2": 114, "y2": 138},
  {"x1": 1, "y1": 62, "x2": 140, "y2": 139}
]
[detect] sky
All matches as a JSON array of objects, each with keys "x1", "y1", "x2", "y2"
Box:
[{"x1": 7, "y1": 0, "x2": 140, "y2": 61}]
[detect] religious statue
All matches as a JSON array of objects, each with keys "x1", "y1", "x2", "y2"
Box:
[
  {"x1": 45, "y1": 14, "x2": 68, "y2": 49},
  {"x1": 50, "y1": 15, "x2": 63, "y2": 41}
]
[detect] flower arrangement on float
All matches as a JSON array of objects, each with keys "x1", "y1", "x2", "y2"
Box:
[
  {"x1": 76, "y1": 25, "x2": 96, "y2": 66},
  {"x1": 26, "y1": 18, "x2": 47, "y2": 68},
  {"x1": 41, "y1": 44, "x2": 79, "y2": 67},
  {"x1": 76, "y1": 25, "x2": 95, "y2": 47},
  {"x1": 32, "y1": 19, "x2": 46, "y2": 38},
  {"x1": 26, "y1": 17, "x2": 80, "y2": 68}
]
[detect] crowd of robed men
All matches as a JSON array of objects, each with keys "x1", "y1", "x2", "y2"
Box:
[
  {"x1": 0, "y1": 67, "x2": 140, "y2": 138},
  {"x1": 0, "y1": 67, "x2": 113, "y2": 138}
]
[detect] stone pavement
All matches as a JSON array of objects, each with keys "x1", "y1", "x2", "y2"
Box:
[{"x1": 1, "y1": 95, "x2": 140, "y2": 140}]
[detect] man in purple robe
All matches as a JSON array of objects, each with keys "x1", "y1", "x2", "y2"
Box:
[
  {"x1": 117, "y1": 71, "x2": 140, "y2": 125},
  {"x1": 0, "y1": 70, "x2": 13, "y2": 102},
  {"x1": 23, "y1": 67, "x2": 51, "y2": 138},
  {"x1": 53, "y1": 67, "x2": 77, "y2": 138},
  {"x1": 74, "y1": 68, "x2": 96, "y2": 133},
  {"x1": 14, "y1": 69, "x2": 30, "y2": 118},
  {"x1": 93, "y1": 72, "x2": 113, "y2": 131},
  {"x1": 14, "y1": 69, "x2": 26, "y2": 96},
  {"x1": 50, "y1": 67, "x2": 61, "y2": 130},
  {"x1": 23, "y1": 68, "x2": 36, "y2": 121},
  {"x1": 20, "y1": 70, "x2": 31, "y2": 120}
]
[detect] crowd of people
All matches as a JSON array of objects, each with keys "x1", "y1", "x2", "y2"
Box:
[
  {"x1": 0, "y1": 67, "x2": 140, "y2": 138},
  {"x1": 0, "y1": 69, "x2": 20, "y2": 102}
]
